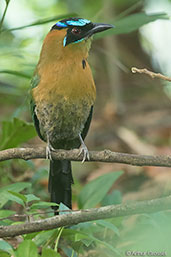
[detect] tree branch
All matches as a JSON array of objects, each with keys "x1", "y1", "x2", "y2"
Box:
[
  {"x1": 1, "y1": 195, "x2": 171, "y2": 237},
  {"x1": 1, "y1": 147, "x2": 170, "y2": 237},
  {"x1": 0, "y1": 147, "x2": 171, "y2": 167},
  {"x1": 131, "y1": 67, "x2": 171, "y2": 82}
]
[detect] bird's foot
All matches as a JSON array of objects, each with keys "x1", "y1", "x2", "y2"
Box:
[
  {"x1": 46, "y1": 145, "x2": 52, "y2": 160},
  {"x1": 78, "y1": 133, "x2": 90, "y2": 163},
  {"x1": 46, "y1": 142, "x2": 55, "y2": 161},
  {"x1": 78, "y1": 144, "x2": 90, "y2": 163}
]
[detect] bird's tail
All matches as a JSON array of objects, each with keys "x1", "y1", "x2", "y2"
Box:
[{"x1": 48, "y1": 160, "x2": 73, "y2": 212}]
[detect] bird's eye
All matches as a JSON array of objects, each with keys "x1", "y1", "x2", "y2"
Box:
[{"x1": 71, "y1": 27, "x2": 81, "y2": 35}]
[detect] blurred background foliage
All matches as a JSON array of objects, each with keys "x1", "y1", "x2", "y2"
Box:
[{"x1": 1, "y1": 0, "x2": 171, "y2": 256}]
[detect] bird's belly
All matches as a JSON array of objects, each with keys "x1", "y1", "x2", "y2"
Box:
[{"x1": 35, "y1": 96, "x2": 90, "y2": 146}]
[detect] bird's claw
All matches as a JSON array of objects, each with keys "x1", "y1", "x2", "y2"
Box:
[
  {"x1": 46, "y1": 143, "x2": 55, "y2": 161},
  {"x1": 46, "y1": 145, "x2": 52, "y2": 160},
  {"x1": 78, "y1": 144, "x2": 90, "y2": 163},
  {"x1": 78, "y1": 133, "x2": 90, "y2": 163}
]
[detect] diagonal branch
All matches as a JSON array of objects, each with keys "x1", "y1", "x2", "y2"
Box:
[
  {"x1": 0, "y1": 195, "x2": 171, "y2": 237},
  {"x1": 0, "y1": 147, "x2": 171, "y2": 167},
  {"x1": 131, "y1": 67, "x2": 171, "y2": 82}
]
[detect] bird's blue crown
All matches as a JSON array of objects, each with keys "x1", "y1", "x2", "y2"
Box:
[
  {"x1": 56, "y1": 18, "x2": 91, "y2": 28},
  {"x1": 51, "y1": 17, "x2": 114, "y2": 47}
]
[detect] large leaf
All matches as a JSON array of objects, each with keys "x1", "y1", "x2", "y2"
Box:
[
  {"x1": 33, "y1": 230, "x2": 57, "y2": 247},
  {"x1": 33, "y1": 229, "x2": 62, "y2": 254},
  {"x1": 101, "y1": 190, "x2": 122, "y2": 206},
  {"x1": 63, "y1": 228, "x2": 120, "y2": 256},
  {"x1": 16, "y1": 240, "x2": 38, "y2": 257},
  {"x1": 0, "y1": 210, "x2": 15, "y2": 219},
  {"x1": 0, "y1": 182, "x2": 31, "y2": 208},
  {"x1": 0, "y1": 240, "x2": 14, "y2": 256},
  {"x1": 78, "y1": 171, "x2": 123, "y2": 209},
  {"x1": 7, "y1": 191, "x2": 27, "y2": 207},
  {"x1": 96, "y1": 12, "x2": 169, "y2": 38},
  {"x1": 0, "y1": 118, "x2": 36, "y2": 150}
]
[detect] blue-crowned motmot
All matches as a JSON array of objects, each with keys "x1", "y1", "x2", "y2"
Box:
[{"x1": 30, "y1": 17, "x2": 113, "y2": 212}]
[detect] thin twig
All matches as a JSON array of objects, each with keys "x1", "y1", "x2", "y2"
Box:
[
  {"x1": 0, "y1": 147, "x2": 171, "y2": 167},
  {"x1": 0, "y1": 195, "x2": 171, "y2": 237},
  {"x1": 0, "y1": 0, "x2": 10, "y2": 34},
  {"x1": 115, "y1": 0, "x2": 143, "y2": 21},
  {"x1": 131, "y1": 67, "x2": 171, "y2": 82}
]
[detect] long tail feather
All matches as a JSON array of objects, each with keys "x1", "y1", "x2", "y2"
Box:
[{"x1": 48, "y1": 160, "x2": 73, "y2": 212}]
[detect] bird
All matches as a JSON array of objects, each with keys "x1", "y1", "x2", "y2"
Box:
[{"x1": 30, "y1": 17, "x2": 113, "y2": 212}]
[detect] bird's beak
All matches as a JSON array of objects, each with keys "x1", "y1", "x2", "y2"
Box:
[{"x1": 87, "y1": 23, "x2": 114, "y2": 37}]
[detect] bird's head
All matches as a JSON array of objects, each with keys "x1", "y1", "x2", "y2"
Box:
[
  {"x1": 50, "y1": 17, "x2": 114, "y2": 48},
  {"x1": 40, "y1": 18, "x2": 113, "y2": 63}
]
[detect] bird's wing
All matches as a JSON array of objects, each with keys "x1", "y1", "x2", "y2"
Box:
[
  {"x1": 81, "y1": 106, "x2": 93, "y2": 140},
  {"x1": 30, "y1": 73, "x2": 44, "y2": 141}
]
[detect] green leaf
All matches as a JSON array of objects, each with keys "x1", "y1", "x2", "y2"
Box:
[
  {"x1": 25, "y1": 194, "x2": 40, "y2": 203},
  {"x1": 0, "y1": 210, "x2": 15, "y2": 219},
  {"x1": 95, "y1": 220, "x2": 120, "y2": 236},
  {"x1": 24, "y1": 232, "x2": 40, "y2": 241},
  {"x1": 0, "y1": 240, "x2": 14, "y2": 255},
  {"x1": 62, "y1": 229, "x2": 93, "y2": 247},
  {"x1": 0, "y1": 118, "x2": 36, "y2": 150},
  {"x1": 74, "y1": 232, "x2": 93, "y2": 247},
  {"x1": 0, "y1": 70, "x2": 31, "y2": 79},
  {"x1": 8, "y1": 191, "x2": 27, "y2": 203},
  {"x1": 96, "y1": 12, "x2": 169, "y2": 38},
  {"x1": 63, "y1": 229, "x2": 120, "y2": 255},
  {"x1": 41, "y1": 248, "x2": 61, "y2": 257},
  {"x1": 59, "y1": 202, "x2": 71, "y2": 215},
  {"x1": 34, "y1": 230, "x2": 56, "y2": 246},
  {"x1": 0, "y1": 182, "x2": 31, "y2": 208},
  {"x1": 5, "y1": 193, "x2": 24, "y2": 206},
  {"x1": 0, "y1": 251, "x2": 10, "y2": 257},
  {"x1": 62, "y1": 247, "x2": 77, "y2": 257},
  {"x1": 0, "y1": 182, "x2": 31, "y2": 194},
  {"x1": 30, "y1": 201, "x2": 58, "y2": 210},
  {"x1": 16, "y1": 240, "x2": 38, "y2": 257},
  {"x1": 101, "y1": 190, "x2": 122, "y2": 206},
  {"x1": 78, "y1": 171, "x2": 123, "y2": 209}
]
